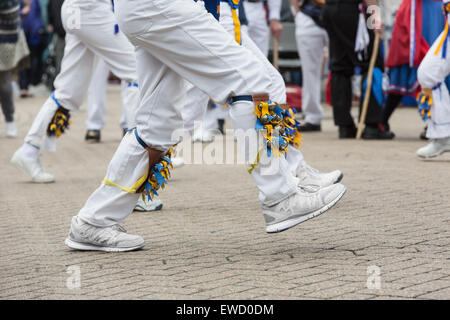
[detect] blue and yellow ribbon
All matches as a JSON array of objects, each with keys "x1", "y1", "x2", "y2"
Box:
[
  {"x1": 416, "y1": 90, "x2": 433, "y2": 121},
  {"x1": 249, "y1": 101, "x2": 302, "y2": 174}
]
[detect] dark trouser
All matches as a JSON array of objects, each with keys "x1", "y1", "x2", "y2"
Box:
[
  {"x1": 0, "y1": 71, "x2": 14, "y2": 122},
  {"x1": 322, "y1": 1, "x2": 384, "y2": 127},
  {"x1": 19, "y1": 42, "x2": 45, "y2": 90},
  {"x1": 381, "y1": 93, "x2": 403, "y2": 125}
]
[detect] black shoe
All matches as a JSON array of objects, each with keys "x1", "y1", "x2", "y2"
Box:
[
  {"x1": 299, "y1": 122, "x2": 321, "y2": 132},
  {"x1": 339, "y1": 125, "x2": 357, "y2": 139},
  {"x1": 361, "y1": 126, "x2": 395, "y2": 140},
  {"x1": 85, "y1": 129, "x2": 101, "y2": 143},
  {"x1": 420, "y1": 125, "x2": 428, "y2": 140},
  {"x1": 380, "y1": 122, "x2": 391, "y2": 132}
]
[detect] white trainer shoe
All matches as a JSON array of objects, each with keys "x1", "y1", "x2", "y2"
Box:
[
  {"x1": 11, "y1": 150, "x2": 55, "y2": 183},
  {"x1": 65, "y1": 216, "x2": 145, "y2": 252},
  {"x1": 296, "y1": 160, "x2": 343, "y2": 188},
  {"x1": 171, "y1": 156, "x2": 185, "y2": 168},
  {"x1": 262, "y1": 183, "x2": 346, "y2": 233},
  {"x1": 134, "y1": 196, "x2": 163, "y2": 212},
  {"x1": 416, "y1": 138, "x2": 450, "y2": 159},
  {"x1": 5, "y1": 121, "x2": 17, "y2": 138}
]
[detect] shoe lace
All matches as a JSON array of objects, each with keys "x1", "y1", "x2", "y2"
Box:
[
  {"x1": 111, "y1": 224, "x2": 127, "y2": 233},
  {"x1": 298, "y1": 184, "x2": 319, "y2": 193},
  {"x1": 277, "y1": 186, "x2": 320, "y2": 214}
]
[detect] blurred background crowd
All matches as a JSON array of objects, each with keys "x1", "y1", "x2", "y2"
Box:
[{"x1": 1, "y1": 0, "x2": 448, "y2": 144}]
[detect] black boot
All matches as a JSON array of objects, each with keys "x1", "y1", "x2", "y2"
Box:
[
  {"x1": 299, "y1": 122, "x2": 321, "y2": 132},
  {"x1": 362, "y1": 125, "x2": 395, "y2": 140},
  {"x1": 339, "y1": 125, "x2": 357, "y2": 139}
]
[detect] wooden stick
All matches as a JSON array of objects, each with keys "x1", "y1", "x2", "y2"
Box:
[
  {"x1": 356, "y1": 32, "x2": 381, "y2": 139},
  {"x1": 273, "y1": 38, "x2": 279, "y2": 70}
]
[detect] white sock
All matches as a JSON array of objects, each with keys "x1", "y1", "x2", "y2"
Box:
[{"x1": 19, "y1": 143, "x2": 39, "y2": 159}]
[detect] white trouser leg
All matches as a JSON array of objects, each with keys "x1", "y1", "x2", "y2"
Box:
[
  {"x1": 182, "y1": 82, "x2": 209, "y2": 134},
  {"x1": 119, "y1": 81, "x2": 128, "y2": 129},
  {"x1": 24, "y1": 96, "x2": 60, "y2": 148},
  {"x1": 295, "y1": 12, "x2": 327, "y2": 125},
  {"x1": 182, "y1": 3, "x2": 286, "y2": 133},
  {"x1": 122, "y1": 82, "x2": 140, "y2": 129},
  {"x1": 417, "y1": 30, "x2": 450, "y2": 90},
  {"x1": 86, "y1": 58, "x2": 109, "y2": 131},
  {"x1": 78, "y1": 0, "x2": 298, "y2": 227},
  {"x1": 285, "y1": 147, "x2": 305, "y2": 175},
  {"x1": 78, "y1": 132, "x2": 143, "y2": 227},
  {"x1": 427, "y1": 85, "x2": 450, "y2": 139},
  {"x1": 418, "y1": 29, "x2": 450, "y2": 139},
  {"x1": 242, "y1": 1, "x2": 270, "y2": 57},
  {"x1": 79, "y1": 49, "x2": 186, "y2": 226},
  {"x1": 229, "y1": 100, "x2": 298, "y2": 204},
  {"x1": 24, "y1": 3, "x2": 138, "y2": 149}
]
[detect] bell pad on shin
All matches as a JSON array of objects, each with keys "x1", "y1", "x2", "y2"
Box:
[
  {"x1": 137, "y1": 147, "x2": 174, "y2": 201},
  {"x1": 47, "y1": 106, "x2": 71, "y2": 137}
]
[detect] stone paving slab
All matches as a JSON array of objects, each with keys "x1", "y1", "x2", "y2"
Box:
[{"x1": 0, "y1": 86, "x2": 449, "y2": 300}]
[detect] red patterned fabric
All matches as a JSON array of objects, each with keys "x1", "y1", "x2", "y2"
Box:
[{"x1": 386, "y1": 0, "x2": 430, "y2": 68}]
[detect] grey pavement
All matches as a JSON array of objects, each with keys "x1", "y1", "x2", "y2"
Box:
[{"x1": 0, "y1": 86, "x2": 449, "y2": 300}]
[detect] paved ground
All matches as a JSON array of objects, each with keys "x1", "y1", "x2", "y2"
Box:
[{"x1": 1, "y1": 86, "x2": 449, "y2": 300}]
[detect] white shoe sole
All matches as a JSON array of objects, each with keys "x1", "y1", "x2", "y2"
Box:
[
  {"x1": 417, "y1": 148, "x2": 450, "y2": 159},
  {"x1": 134, "y1": 202, "x2": 163, "y2": 212},
  {"x1": 11, "y1": 154, "x2": 55, "y2": 183},
  {"x1": 65, "y1": 238, "x2": 144, "y2": 252},
  {"x1": 265, "y1": 186, "x2": 347, "y2": 234}
]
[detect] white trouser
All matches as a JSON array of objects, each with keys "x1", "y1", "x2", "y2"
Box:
[
  {"x1": 243, "y1": 1, "x2": 270, "y2": 57},
  {"x1": 181, "y1": 83, "x2": 209, "y2": 134},
  {"x1": 418, "y1": 29, "x2": 450, "y2": 139},
  {"x1": 78, "y1": 0, "x2": 299, "y2": 227},
  {"x1": 183, "y1": 2, "x2": 304, "y2": 173},
  {"x1": 295, "y1": 12, "x2": 328, "y2": 125},
  {"x1": 86, "y1": 59, "x2": 129, "y2": 130},
  {"x1": 24, "y1": 0, "x2": 139, "y2": 149},
  {"x1": 182, "y1": 3, "x2": 285, "y2": 134}
]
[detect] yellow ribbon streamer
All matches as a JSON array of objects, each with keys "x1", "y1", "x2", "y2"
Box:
[{"x1": 434, "y1": 21, "x2": 449, "y2": 56}]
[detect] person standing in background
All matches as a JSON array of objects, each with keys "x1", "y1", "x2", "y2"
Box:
[
  {"x1": 243, "y1": 0, "x2": 283, "y2": 57},
  {"x1": 291, "y1": 0, "x2": 328, "y2": 132},
  {"x1": 382, "y1": 0, "x2": 449, "y2": 138},
  {"x1": 322, "y1": 0, "x2": 395, "y2": 139},
  {"x1": 47, "y1": 0, "x2": 65, "y2": 76},
  {"x1": 19, "y1": 0, "x2": 45, "y2": 98},
  {"x1": 415, "y1": 0, "x2": 450, "y2": 158},
  {"x1": 0, "y1": 0, "x2": 30, "y2": 138}
]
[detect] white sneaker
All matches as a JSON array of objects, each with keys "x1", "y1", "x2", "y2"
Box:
[
  {"x1": 11, "y1": 150, "x2": 55, "y2": 183},
  {"x1": 416, "y1": 138, "x2": 450, "y2": 159},
  {"x1": 171, "y1": 156, "x2": 185, "y2": 168},
  {"x1": 262, "y1": 183, "x2": 346, "y2": 233},
  {"x1": 296, "y1": 160, "x2": 343, "y2": 188},
  {"x1": 134, "y1": 196, "x2": 163, "y2": 212},
  {"x1": 65, "y1": 216, "x2": 145, "y2": 252},
  {"x1": 5, "y1": 121, "x2": 17, "y2": 138}
]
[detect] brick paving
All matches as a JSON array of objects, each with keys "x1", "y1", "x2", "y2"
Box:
[{"x1": 0, "y1": 86, "x2": 449, "y2": 300}]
